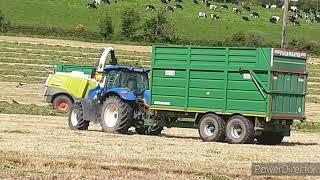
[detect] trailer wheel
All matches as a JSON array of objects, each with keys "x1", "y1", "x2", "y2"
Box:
[
  {"x1": 198, "y1": 114, "x2": 226, "y2": 142},
  {"x1": 226, "y1": 115, "x2": 254, "y2": 144},
  {"x1": 68, "y1": 103, "x2": 89, "y2": 130},
  {"x1": 147, "y1": 126, "x2": 163, "y2": 135},
  {"x1": 101, "y1": 96, "x2": 133, "y2": 134},
  {"x1": 53, "y1": 95, "x2": 73, "y2": 112},
  {"x1": 256, "y1": 132, "x2": 284, "y2": 145}
]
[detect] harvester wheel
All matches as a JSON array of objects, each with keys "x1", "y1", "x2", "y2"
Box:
[
  {"x1": 68, "y1": 103, "x2": 89, "y2": 130},
  {"x1": 101, "y1": 96, "x2": 133, "y2": 134},
  {"x1": 256, "y1": 132, "x2": 284, "y2": 145},
  {"x1": 226, "y1": 115, "x2": 254, "y2": 144},
  {"x1": 53, "y1": 95, "x2": 73, "y2": 112},
  {"x1": 198, "y1": 114, "x2": 226, "y2": 142}
]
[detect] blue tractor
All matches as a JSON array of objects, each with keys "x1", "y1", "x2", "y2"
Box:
[{"x1": 68, "y1": 65, "x2": 163, "y2": 135}]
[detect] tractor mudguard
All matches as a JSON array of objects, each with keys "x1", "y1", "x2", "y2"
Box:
[
  {"x1": 106, "y1": 88, "x2": 137, "y2": 101},
  {"x1": 79, "y1": 99, "x2": 101, "y2": 122}
]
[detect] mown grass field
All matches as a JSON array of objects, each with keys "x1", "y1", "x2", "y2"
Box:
[
  {"x1": 0, "y1": 114, "x2": 320, "y2": 179},
  {"x1": 1, "y1": 0, "x2": 320, "y2": 44}
]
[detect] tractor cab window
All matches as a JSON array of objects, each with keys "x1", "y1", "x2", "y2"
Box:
[
  {"x1": 104, "y1": 70, "x2": 121, "y2": 90},
  {"x1": 103, "y1": 70, "x2": 148, "y2": 95}
]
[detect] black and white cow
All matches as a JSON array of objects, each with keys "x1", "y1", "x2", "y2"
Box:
[
  {"x1": 198, "y1": 12, "x2": 207, "y2": 18},
  {"x1": 221, "y1": 5, "x2": 228, "y2": 10},
  {"x1": 269, "y1": 16, "x2": 280, "y2": 24},
  {"x1": 87, "y1": 2, "x2": 97, "y2": 9},
  {"x1": 210, "y1": 13, "x2": 220, "y2": 20},
  {"x1": 146, "y1": 5, "x2": 155, "y2": 11},
  {"x1": 233, "y1": 8, "x2": 241, "y2": 14},
  {"x1": 209, "y1": 4, "x2": 217, "y2": 10},
  {"x1": 243, "y1": 6, "x2": 251, "y2": 12},
  {"x1": 242, "y1": 16, "x2": 249, "y2": 21},
  {"x1": 250, "y1": 12, "x2": 259, "y2": 18}
]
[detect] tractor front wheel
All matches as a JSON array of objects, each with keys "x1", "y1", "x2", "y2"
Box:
[{"x1": 68, "y1": 103, "x2": 89, "y2": 130}]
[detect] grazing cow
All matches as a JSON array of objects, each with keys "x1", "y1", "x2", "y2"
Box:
[
  {"x1": 233, "y1": 8, "x2": 241, "y2": 14},
  {"x1": 94, "y1": 0, "x2": 102, "y2": 5},
  {"x1": 289, "y1": 15, "x2": 300, "y2": 25},
  {"x1": 193, "y1": 0, "x2": 199, "y2": 4},
  {"x1": 210, "y1": 13, "x2": 220, "y2": 20},
  {"x1": 221, "y1": 5, "x2": 228, "y2": 10},
  {"x1": 243, "y1": 6, "x2": 251, "y2": 12},
  {"x1": 146, "y1": 5, "x2": 155, "y2": 11},
  {"x1": 290, "y1": 6, "x2": 298, "y2": 12},
  {"x1": 166, "y1": 6, "x2": 174, "y2": 12},
  {"x1": 175, "y1": 0, "x2": 183, "y2": 2},
  {"x1": 250, "y1": 12, "x2": 259, "y2": 18},
  {"x1": 242, "y1": 16, "x2": 249, "y2": 21},
  {"x1": 174, "y1": 4, "x2": 183, "y2": 9},
  {"x1": 209, "y1": 4, "x2": 217, "y2": 10},
  {"x1": 270, "y1": 5, "x2": 277, "y2": 10},
  {"x1": 269, "y1": 16, "x2": 280, "y2": 24},
  {"x1": 198, "y1": 12, "x2": 207, "y2": 18},
  {"x1": 87, "y1": 2, "x2": 97, "y2": 9}
]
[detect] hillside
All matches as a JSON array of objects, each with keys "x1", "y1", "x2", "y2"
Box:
[{"x1": 1, "y1": 0, "x2": 320, "y2": 45}]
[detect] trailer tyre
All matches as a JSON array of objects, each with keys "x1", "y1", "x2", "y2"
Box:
[
  {"x1": 53, "y1": 95, "x2": 73, "y2": 112},
  {"x1": 256, "y1": 132, "x2": 284, "y2": 145},
  {"x1": 101, "y1": 96, "x2": 133, "y2": 134},
  {"x1": 147, "y1": 126, "x2": 163, "y2": 135},
  {"x1": 198, "y1": 114, "x2": 226, "y2": 142},
  {"x1": 226, "y1": 115, "x2": 254, "y2": 144},
  {"x1": 68, "y1": 103, "x2": 89, "y2": 130}
]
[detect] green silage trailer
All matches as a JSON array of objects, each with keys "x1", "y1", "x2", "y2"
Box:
[{"x1": 148, "y1": 46, "x2": 307, "y2": 144}]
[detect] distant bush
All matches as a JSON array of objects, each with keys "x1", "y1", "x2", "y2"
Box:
[
  {"x1": 143, "y1": 11, "x2": 175, "y2": 43},
  {"x1": 74, "y1": 24, "x2": 85, "y2": 34},
  {"x1": 288, "y1": 38, "x2": 320, "y2": 55},
  {"x1": 224, "y1": 31, "x2": 267, "y2": 47},
  {"x1": 0, "y1": 10, "x2": 10, "y2": 33},
  {"x1": 98, "y1": 14, "x2": 114, "y2": 40},
  {"x1": 121, "y1": 8, "x2": 140, "y2": 40}
]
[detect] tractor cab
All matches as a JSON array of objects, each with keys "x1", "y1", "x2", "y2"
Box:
[{"x1": 88, "y1": 66, "x2": 151, "y2": 104}]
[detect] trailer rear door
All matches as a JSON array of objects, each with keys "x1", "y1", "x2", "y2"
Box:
[{"x1": 270, "y1": 49, "x2": 307, "y2": 119}]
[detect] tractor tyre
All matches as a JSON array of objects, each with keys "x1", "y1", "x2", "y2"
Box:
[
  {"x1": 198, "y1": 113, "x2": 226, "y2": 142},
  {"x1": 226, "y1": 115, "x2": 254, "y2": 144},
  {"x1": 53, "y1": 95, "x2": 73, "y2": 112},
  {"x1": 101, "y1": 96, "x2": 133, "y2": 134},
  {"x1": 68, "y1": 103, "x2": 89, "y2": 130},
  {"x1": 256, "y1": 132, "x2": 284, "y2": 145}
]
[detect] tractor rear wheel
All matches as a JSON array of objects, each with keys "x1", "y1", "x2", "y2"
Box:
[
  {"x1": 256, "y1": 132, "x2": 284, "y2": 145},
  {"x1": 101, "y1": 96, "x2": 133, "y2": 134},
  {"x1": 53, "y1": 95, "x2": 73, "y2": 112},
  {"x1": 225, "y1": 115, "x2": 254, "y2": 144},
  {"x1": 198, "y1": 114, "x2": 226, "y2": 142},
  {"x1": 68, "y1": 103, "x2": 89, "y2": 130}
]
